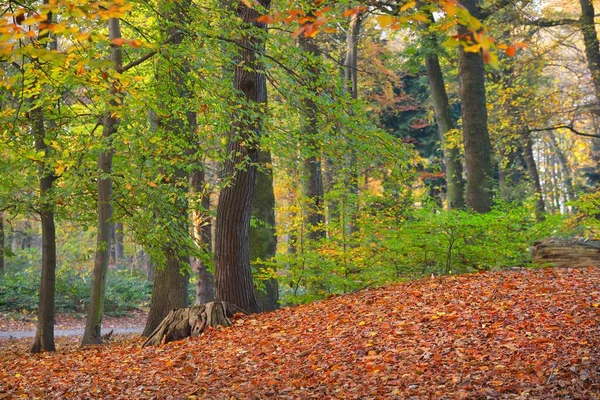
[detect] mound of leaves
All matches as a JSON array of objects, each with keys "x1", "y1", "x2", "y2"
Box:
[{"x1": 1, "y1": 267, "x2": 599, "y2": 399}]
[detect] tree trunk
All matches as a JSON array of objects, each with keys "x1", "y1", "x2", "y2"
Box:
[
  {"x1": 81, "y1": 17, "x2": 121, "y2": 346},
  {"x1": 30, "y1": 4, "x2": 57, "y2": 354},
  {"x1": 250, "y1": 150, "x2": 278, "y2": 312},
  {"x1": 522, "y1": 132, "x2": 545, "y2": 221},
  {"x1": 0, "y1": 212, "x2": 4, "y2": 277},
  {"x1": 424, "y1": 33, "x2": 465, "y2": 210},
  {"x1": 458, "y1": 0, "x2": 494, "y2": 213},
  {"x1": 300, "y1": 38, "x2": 326, "y2": 242},
  {"x1": 114, "y1": 222, "x2": 124, "y2": 262},
  {"x1": 579, "y1": 0, "x2": 600, "y2": 104},
  {"x1": 190, "y1": 168, "x2": 214, "y2": 305},
  {"x1": 343, "y1": 14, "x2": 362, "y2": 235},
  {"x1": 547, "y1": 133, "x2": 575, "y2": 203},
  {"x1": 214, "y1": 0, "x2": 270, "y2": 314},
  {"x1": 142, "y1": 301, "x2": 244, "y2": 347},
  {"x1": 143, "y1": 250, "x2": 189, "y2": 336}
]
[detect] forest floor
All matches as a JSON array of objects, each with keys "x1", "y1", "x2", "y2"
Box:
[{"x1": 1, "y1": 267, "x2": 599, "y2": 399}]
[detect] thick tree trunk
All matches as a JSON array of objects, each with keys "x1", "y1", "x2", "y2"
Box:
[
  {"x1": 521, "y1": 132, "x2": 545, "y2": 221},
  {"x1": 250, "y1": 150, "x2": 278, "y2": 312},
  {"x1": 214, "y1": 0, "x2": 270, "y2": 314},
  {"x1": 142, "y1": 301, "x2": 244, "y2": 347},
  {"x1": 300, "y1": 38, "x2": 326, "y2": 242},
  {"x1": 579, "y1": 0, "x2": 600, "y2": 103},
  {"x1": 425, "y1": 47, "x2": 465, "y2": 210},
  {"x1": 458, "y1": 0, "x2": 494, "y2": 213},
  {"x1": 81, "y1": 17, "x2": 121, "y2": 346},
  {"x1": 143, "y1": 250, "x2": 189, "y2": 336},
  {"x1": 190, "y1": 168, "x2": 215, "y2": 305}
]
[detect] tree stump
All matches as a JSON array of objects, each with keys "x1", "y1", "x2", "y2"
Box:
[
  {"x1": 532, "y1": 239, "x2": 600, "y2": 268},
  {"x1": 142, "y1": 301, "x2": 245, "y2": 348}
]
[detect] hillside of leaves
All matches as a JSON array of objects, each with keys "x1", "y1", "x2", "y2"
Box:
[{"x1": 1, "y1": 267, "x2": 599, "y2": 399}]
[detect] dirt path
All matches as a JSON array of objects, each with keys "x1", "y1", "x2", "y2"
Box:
[{"x1": 0, "y1": 310, "x2": 147, "y2": 340}]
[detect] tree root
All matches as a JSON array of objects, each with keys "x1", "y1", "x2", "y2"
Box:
[{"x1": 142, "y1": 301, "x2": 245, "y2": 348}]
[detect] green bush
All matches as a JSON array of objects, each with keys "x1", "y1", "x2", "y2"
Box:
[
  {"x1": 0, "y1": 266, "x2": 151, "y2": 315},
  {"x1": 278, "y1": 199, "x2": 565, "y2": 305}
]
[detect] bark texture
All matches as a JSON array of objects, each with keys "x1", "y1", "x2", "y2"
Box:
[
  {"x1": 579, "y1": 0, "x2": 600, "y2": 103},
  {"x1": 424, "y1": 29, "x2": 465, "y2": 210},
  {"x1": 81, "y1": 17, "x2": 121, "y2": 346},
  {"x1": 114, "y1": 222, "x2": 124, "y2": 262},
  {"x1": 533, "y1": 239, "x2": 600, "y2": 267},
  {"x1": 458, "y1": 0, "x2": 493, "y2": 213},
  {"x1": 142, "y1": 301, "x2": 244, "y2": 347},
  {"x1": 143, "y1": 250, "x2": 189, "y2": 336},
  {"x1": 300, "y1": 37, "x2": 326, "y2": 242},
  {"x1": 214, "y1": 0, "x2": 270, "y2": 314},
  {"x1": 30, "y1": 4, "x2": 57, "y2": 353}
]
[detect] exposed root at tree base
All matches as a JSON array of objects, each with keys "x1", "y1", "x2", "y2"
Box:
[{"x1": 142, "y1": 301, "x2": 245, "y2": 347}]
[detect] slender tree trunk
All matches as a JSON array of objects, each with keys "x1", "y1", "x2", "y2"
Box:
[
  {"x1": 190, "y1": 168, "x2": 215, "y2": 304},
  {"x1": 30, "y1": 4, "x2": 57, "y2": 354},
  {"x1": 522, "y1": 132, "x2": 545, "y2": 221},
  {"x1": 424, "y1": 38, "x2": 465, "y2": 209},
  {"x1": 0, "y1": 212, "x2": 4, "y2": 277},
  {"x1": 458, "y1": 0, "x2": 493, "y2": 213},
  {"x1": 214, "y1": 0, "x2": 270, "y2": 314},
  {"x1": 250, "y1": 150, "x2": 278, "y2": 312},
  {"x1": 114, "y1": 222, "x2": 124, "y2": 262},
  {"x1": 547, "y1": 133, "x2": 575, "y2": 203},
  {"x1": 300, "y1": 38, "x2": 326, "y2": 242},
  {"x1": 343, "y1": 14, "x2": 362, "y2": 235},
  {"x1": 81, "y1": 18, "x2": 121, "y2": 346}
]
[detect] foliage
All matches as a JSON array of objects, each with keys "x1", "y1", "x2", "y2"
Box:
[
  {"x1": 1, "y1": 268, "x2": 599, "y2": 398},
  {"x1": 278, "y1": 199, "x2": 564, "y2": 305},
  {"x1": 0, "y1": 266, "x2": 150, "y2": 314}
]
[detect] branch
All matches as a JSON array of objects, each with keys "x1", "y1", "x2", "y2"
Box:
[
  {"x1": 528, "y1": 124, "x2": 600, "y2": 138},
  {"x1": 119, "y1": 32, "x2": 181, "y2": 73},
  {"x1": 522, "y1": 17, "x2": 580, "y2": 28}
]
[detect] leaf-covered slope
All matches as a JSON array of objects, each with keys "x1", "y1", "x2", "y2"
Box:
[{"x1": 1, "y1": 267, "x2": 599, "y2": 399}]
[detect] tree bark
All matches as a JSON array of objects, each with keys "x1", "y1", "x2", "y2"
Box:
[
  {"x1": 114, "y1": 222, "x2": 124, "y2": 262},
  {"x1": 579, "y1": 0, "x2": 600, "y2": 104},
  {"x1": 190, "y1": 168, "x2": 215, "y2": 305},
  {"x1": 300, "y1": 38, "x2": 326, "y2": 242},
  {"x1": 424, "y1": 30, "x2": 465, "y2": 210},
  {"x1": 250, "y1": 150, "x2": 278, "y2": 312},
  {"x1": 30, "y1": 3, "x2": 57, "y2": 354},
  {"x1": 521, "y1": 132, "x2": 545, "y2": 221},
  {"x1": 81, "y1": 17, "x2": 121, "y2": 346},
  {"x1": 458, "y1": 0, "x2": 494, "y2": 213},
  {"x1": 0, "y1": 212, "x2": 4, "y2": 277},
  {"x1": 214, "y1": 0, "x2": 270, "y2": 314}
]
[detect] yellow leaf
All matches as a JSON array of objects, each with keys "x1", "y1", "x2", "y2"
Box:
[
  {"x1": 411, "y1": 14, "x2": 429, "y2": 23},
  {"x1": 376, "y1": 15, "x2": 395, "y2": 28},
  {"x1": 400, "y1": 1, "x2": 416, "y2": 12},
  {"x1": 463, "y1": 43, "x2": 481, "y2": 53},
  {"x1": 593, "y1": 303, "x2": 599, "y2": 308}
]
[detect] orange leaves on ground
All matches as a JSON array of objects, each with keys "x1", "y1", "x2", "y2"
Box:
[{"x1": 1, "y1": 268, "x2": 599, "y2": 398}]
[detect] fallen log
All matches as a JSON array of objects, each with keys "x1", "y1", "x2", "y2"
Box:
[
  {"x1": 142, "y1": 301, "x2": 245, "y2": 348},
  {"x1": 532, "y1": 239, "x2": 600, "y2": 268}
]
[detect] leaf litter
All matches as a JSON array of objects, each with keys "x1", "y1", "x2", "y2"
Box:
[{"x1": 1, "y1": 267, "x2": 599, "y2": 399}]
